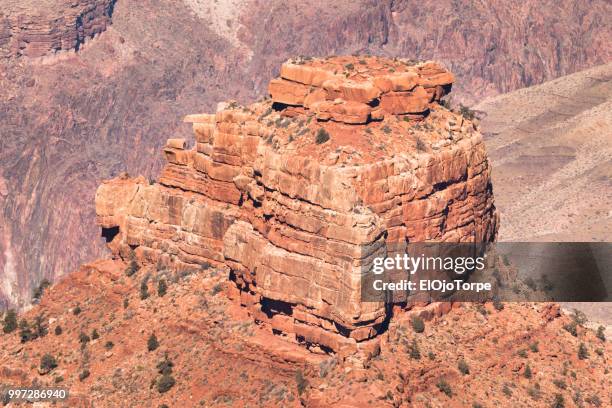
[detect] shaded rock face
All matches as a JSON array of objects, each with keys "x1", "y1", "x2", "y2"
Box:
[
  {"x1": 0, "y1": 0, "x2": 116, "y2": 59},
  {"x1": 96, "y1": 57, "x2": 498, "y2": 354}
]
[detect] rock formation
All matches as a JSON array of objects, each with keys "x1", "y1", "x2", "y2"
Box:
[
  {"x1": 0, "y1": 0, "x2": 115, "y2": 59},
  {"x1": 95, "y1": 56, "x2": 498, "y2": 355}
]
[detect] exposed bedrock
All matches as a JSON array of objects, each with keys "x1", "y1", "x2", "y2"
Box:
[{"x1": 95, "y1": 56, "x2": 498, "y2": 356}]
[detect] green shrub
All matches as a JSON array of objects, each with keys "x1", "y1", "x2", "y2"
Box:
[
  {"x1": 148, "y1": 333, "x2": 159, "y2": 352},
  {"x1": 40, "y1": 353, "x2": 58, "y2": 372},
  {"x1": 54, "y1": 325, "x2": 62, "y2": 335},
  {"x1": 563, "y1": 321, "x2": 578, "y2": 337},
  {"x1": 411, "y1": 316, "x2": 425, "y2": 333},
  {"x1": 409, "y1": 339, "x2": 420, "y2": 360},
  {"x1": 524, "y1": 364, "x2": 532, "y2": 379},
  {"x1": 295, "y1": 369, "x2": 308, "y2": 395},
  {"x1": 79, "y1": 332, "x2": 91, "y2": 345},
  {"x1": 19, "y1": 319, "x2": 35, "y2": 342},
  {"x1": 158, "y1": 279, "x2": 168, "y2": 297},
  {"x1": 502, "y1": 384, "x2": 512, "y2": 397},
  {"x1": 32, "y1": 279, "x2": 51, "y2": 300},
  {"x1": 517, "y1": 349, "x2": 528, "y2": 358},
  {"x1": 140, "y1": 278, "x2": 150, "y2": 300},
  {"x1": 79, "y1": 369, "x2": 90, "y2": 381},
  {"x1": 315, "y1": 128, "x2": 330, "y2": 144},
  {"x1": 2, "y1": 309, "x2": 18, "y2": 333},
  {"x1": 436, "y1": 378, "x2": 452, "y2": 397},
  {"x1": 596, "y1": 326, "x2": 605, "y2": 341},
  {"x1": 157, "y1": 373, "x2": 176, "y2": 393},
  {"x1": 458, "y1": 359, "x2": 470, "y2": 375},
  {"x1": 578, "y1": 343, "x2": 588, "y2": 360},
  {"x1": 73, "y1": 304, "x2": 82, "y2": 315},
  {"x1": 529, "y1": 342, "x2": 539, "y2": 352},
  {"x1": 552, "y1": 393, "x2": 565, "y2": 408}
]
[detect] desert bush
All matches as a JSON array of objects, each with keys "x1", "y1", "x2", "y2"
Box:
[
  {"x1": 552, "y1": 393, "x2": 565, "y2": 408},
  {"x1": 502, "y1": 384, "x2": 512, "y2": 397},
  {"x1": 409, "y1": 339, "x2": 421, "y2": 360},
  {"x1": 436, "y1": 378, "x2": 452, "y2": 397},
  {"x1": 54, "y1": 325, "x2": 62, "y2": 335},
  {"x1": 578, "y1": 343, "x2": 588, "y2": 360},
  {"x1": 517, "y1": 349, "x2": 528, "y2": 358},
  {"x1": 458, "y1": 104, "x2": 476, "y2": 120},
  {"x1": 40, "y1": 353, "x2": 58, "y2": 372},
  {"x1": 295, "y1": 369, "x2": 308, "y2": 395},
  {"x1": 158, "y1": 279, "x2": 168, "y2": 297},
  {"x1": 92, "y1": 329, "x2": 100, "y2": 340},
  {"x1": 125, "y1": 250, "x2": 139, "y2": 277},
  {"x1": 529, "y1": 342, "x2": 539, "y2": 352},
  {"x1": 73, "y1": 304, "x2": 82, "y2": 315},
  {"x1": 140, "y1": 278, "x2": 150, "y2": 300},
  {"x1": 492, "y1": 296, "x2": 504, "y2": 311},
  {"x1": 315, "y1": 128, "x2": 330, "y2": 144},
  {"x1": 148, "y1": 333, "x2": 159, "y2": 351},
  {"x1": 79, "y1": 331, "x2": 91, "y2": 345},
  {"x1": 19, "y1": 319, "x2": 35, "y2": 342},
  {"x1": 458, "y1": 359, "x2": 470, "y2": 375},
  {"x1": 105, "y1": 341, "x2": 114, "y2": 350},
  {"x1": 2, "y1": 309, "x2": 17, "y2": 333},
  {"x1": 411, "y1": 316, "x2": 425, "y2": 333},
  {"x1": 596, "y1": 326, "x2": 605, "y2": 341},
  {"x1": 524, "y1": 363, "x2": 532, "y2": 379},
  {"x1": 585, "y1": 395, "x2": 602, "y2": 407},
  {"x1": 79, "y1": 369, "x2": 90, "y2": 381},
  {"x1": 32, "y1": 279, "x2": 51, "y2": 300},
  {"x1": 553, "y1": 379, "x2": 567, "y2": 389},
  {"x1": 157, "y1": 373, "x2": 176, "y2": 393},
  {"x1": 563, "y1": 321, "x2": 578, "y2": 337}
]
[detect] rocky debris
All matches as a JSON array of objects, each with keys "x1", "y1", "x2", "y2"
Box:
[
  {"x1": 0, "y1": 0, "x2": 115, "y2": 59},
  {"x1": 269, "y1": 57, "x2": 453, "y2": 123},
  {"x1": 0, "y1": 264, "x2": 609, "y2": 407},
  {"x1": 95, "y1": 56, "x2": 498, "y2": 356}
]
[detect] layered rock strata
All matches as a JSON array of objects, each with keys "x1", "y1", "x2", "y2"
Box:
[
  {"x1": 95, "y1": 56, "x2": 498, "y2": 355},
  {"x1": 0, "y1": 0, "x2": 115, "y2": 59}
]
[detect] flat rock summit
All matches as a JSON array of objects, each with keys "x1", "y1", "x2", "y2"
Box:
[{"x1": 95, "y1": 56, "x2": 497, "y2": 356}]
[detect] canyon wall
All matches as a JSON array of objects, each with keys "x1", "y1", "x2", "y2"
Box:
[
  {"x1": 95, "y1": 57, "x2": 497, "y2": 354},
  {"x1": 0, "y1": 0, "x2": 115, "y2": 59}
]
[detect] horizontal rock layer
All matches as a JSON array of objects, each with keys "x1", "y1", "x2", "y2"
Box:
[
  {"x1": 95, "y1": 57, "x2": 498, "y2": 353},
  {"x1": 0, "y1": 0, "x2": 115, "y2": 59}
]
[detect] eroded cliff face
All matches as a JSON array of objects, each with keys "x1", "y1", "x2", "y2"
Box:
[
  {"x1": 95, "y1": 57, "x2": 497, "y2": 354},
  {"x1": 0, "y1": 0, "x2": 115, "y2": 59}
]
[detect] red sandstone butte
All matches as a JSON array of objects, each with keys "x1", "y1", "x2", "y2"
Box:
[{"x1": 95, "y1": 56, "x2": 498, "y2": 357}]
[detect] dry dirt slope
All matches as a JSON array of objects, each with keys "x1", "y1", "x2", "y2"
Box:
[{"x1": 476, "y1": 63, "x2": 612, "y2": 243}]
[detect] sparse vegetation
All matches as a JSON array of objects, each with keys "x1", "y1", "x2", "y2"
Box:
[
  {"x1": 40, "y1": 353, "x2": 58, "y2": 373},
  {"x1": 125, "y1": 250, "x2": 139, "y2": 277},
  {"x1": 492, "y1": 296, "x2": 504, "y2": 311},
  {"x1": 585, "y1": 395, "x2": 602, "y2": 407},
  {"x1": 596, "y1": 326, "x2": 605, "y2": 341},
  {"x1": 409, "y1": 338, "x2": 421, "y2": 360},
  {"x1": 19, "y1": 318, "x2": 34, "y2": 342},
  {"x1": 92, "y1": 329, "x2": 100, "y2": 340},
  {"x1": 411, "y1": 316, "x2": 425, "y2": 333},
  {"x1": 563, "y1": 321, "x2": 578, "y2": 337},
  {"x1": 415, "y1": 137, "x2": 427, "y2": 152},
  {"x1": 54, "y1": 325, "x2": 62, "y2": 335},
  {"x1": 32, "y1": 279, "x2": 51, "y2": 300},
  {"x1": 148, "y1": 333, "x2": 159, "y2": 351},
  {"x1": 157, "y1": 373, "x2": 176, "y2": 394},
  {"x1": 552, "y1": 393, "x2": 565, "y2": 408},
  {"x1": 158, "y1": 279, "x2": 168, "y2": 297},
  {"x1": 73, "y1": 304, "x2": 82, "y2": 315},
  {"x1": 79, "y1": 331, "x2": 91, "y2": 345},
  {"x1": 524, "y1": 363, "x2": 532, "y2": 379},
  {"x1": 140, "y1": 278, "x2": 150, "y2": 300},
  {"x1": 436, "y1": 378, "x2": 452, "y2": 397},
  {"x1": 518, "y1": 349, "x2": 528, "y2": 358},
  {"x1": 2, "y1": 309, "x2": 17, "y2": 333},
  {"x1": 578, "y1": 343, "x2": 588, "y2": 360},
  {"x1": 382, "y1": 125, "x2": 392, "y2": 134},
  {"x1": 79, "y1": 369, "x2": 90, "y2": 381},
  {"x1": 315, "y1": 128, "x2": 330, "y2": 144},
  {"x1": 428, "y1": 351, "x2": 436, "y2": 360},
  {"x1": 553, "y1": 379, "x2": 567, "y2": 389},
  {"x1": 458, "y1": 104, "x2": 476, "y2": 120},
  {"x1": 105, "y1": 341, "x2": 114, "y2": 350},
  {"x1": 295, "y1": 369, "x2": 308, "y2": 396},
  {"x1": 529, "y1": 342, "x2": 539, "y2": 352},
  {"x1": 458, "y1": 359, "x2": 470, "y2": 375},
  {"x1": 502, "y1": 384, "x2": 512, "y2": 397}
]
